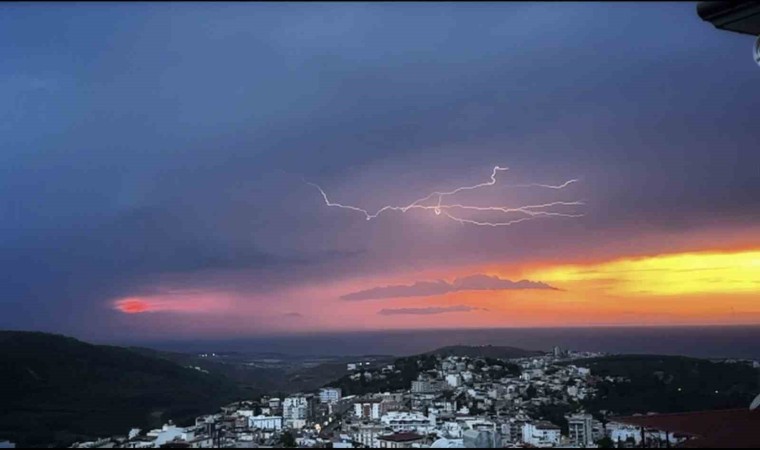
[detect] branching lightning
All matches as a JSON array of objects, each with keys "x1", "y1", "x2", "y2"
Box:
[{"x1": 308, "y1": 166, "x2": 583, "y2": 227}]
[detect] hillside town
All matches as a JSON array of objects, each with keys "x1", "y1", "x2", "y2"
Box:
[{"x1": 64, "y1": 346, "x2": 719, "y2": 449}]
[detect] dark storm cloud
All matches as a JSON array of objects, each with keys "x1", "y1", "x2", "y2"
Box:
[
  {"x1": 342, "y1": 275, "x2": 557, "y2": 301},
  {"x1": 0, "y1": 204, "x2": 361, "y2": 333},
  {"x1": 0, "y1": 3, "x2": 758, "y2": 338}
]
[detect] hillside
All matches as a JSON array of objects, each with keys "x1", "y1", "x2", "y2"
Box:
[
  {"x1": 565, "y1": 355, "x2": 760, "y2": 416},
  {"x1": 328, "y1": 345, "x2": 528, "y2": 396},
  {"x1": 129, "y1": 347, "x2": 395, "y2": 396},
  {"x1": 426, "y1": 344, "x2": 543, "y2": 359},
  {"x1": 0, "y1": 332, "x2": 246, "y2": 447}
]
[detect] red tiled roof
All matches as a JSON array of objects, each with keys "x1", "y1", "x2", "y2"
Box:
[
  {"x1": 378, "y1": 432, "x2": 425, "y2": 443},
  {"x1": 611, "y1": 409, "x2": 760, "y2": 448}
]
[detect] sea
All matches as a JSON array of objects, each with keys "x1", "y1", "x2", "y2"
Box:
[{"x1": 141, "y1": 325, "x2": 760, "y2": 360}]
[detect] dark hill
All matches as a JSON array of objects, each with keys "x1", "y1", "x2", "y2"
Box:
[
  {"x1": 0, "y1": 331, "x2": 245, "y2": 447},
  {"x1": 426, "y1": 344, "x2": 543, "y2": 359},
  {"x1": 560, "y1": 354, "x2": 759, "y2": 416},
  {"x1": 328, "y1": 345, "x2": 534, "y2": 396}
]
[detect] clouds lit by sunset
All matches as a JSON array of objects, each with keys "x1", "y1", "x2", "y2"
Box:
[
  {"x1": 1, "y1": 3, "x2": 758, "y2": 341},
  {"x1": 113, "y1": 295, "x2": 233, "y2": 315},
  {"x1": 105, "y1": 246, "x2": 760, "y2": 339},
  {"x1": 530, "y1": 250, "x2": 760, "y2": 297}
]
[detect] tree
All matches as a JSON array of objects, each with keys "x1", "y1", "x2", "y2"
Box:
[
  {"x1": 596, "y1": 436, "x2": 615, "y2": 448},
  {"x1": 505, "y1": 362, "x2": 522, "y2": 377},
  {"x1": 526, "y1": 385, "x2": 538, "y2": 399},
  {"x1": 280, "y1": 431, "x2": 297, "y2": 448}
]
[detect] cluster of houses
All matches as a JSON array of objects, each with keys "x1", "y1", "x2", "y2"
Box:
[{"x1": 69, "y1": 347, "x2": 711, "y2": 448}]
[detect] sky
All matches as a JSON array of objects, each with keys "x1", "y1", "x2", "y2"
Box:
[{"x1": 1, "y1": 3, "x2": 759, "y2": 343}]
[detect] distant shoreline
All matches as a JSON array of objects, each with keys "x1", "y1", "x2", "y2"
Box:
[{"x1": 102, "y1": 324, "x2": 760, "y2": 361}]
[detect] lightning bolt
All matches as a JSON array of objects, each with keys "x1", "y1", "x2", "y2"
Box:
[{"x1": 308, "y1": 166, "x2": 583, "y2": 227}]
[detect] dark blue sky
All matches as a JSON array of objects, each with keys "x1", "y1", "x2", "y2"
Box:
[{"x1": 1, "y1": 3, "x2": 758, "y2": 341}]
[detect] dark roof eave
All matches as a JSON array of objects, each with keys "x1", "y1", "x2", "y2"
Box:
[{"x1": 697, "y1": 1, "x2": 760, "y2": 36}]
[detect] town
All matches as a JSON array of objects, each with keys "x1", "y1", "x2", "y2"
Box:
[{"x1": 65, "y1": 346, "x2": 725, "y2": 449}]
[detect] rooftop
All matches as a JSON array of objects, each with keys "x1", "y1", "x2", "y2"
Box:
[
  {"x1": 697, "y1": 1, "x2": 760, "y2": 35},
  {"x1": 378, "y1": 432, "x2": 425, "y2": 443},
  {"x1": 532, "y1": 421, "x2": 561, "y2": 430}
]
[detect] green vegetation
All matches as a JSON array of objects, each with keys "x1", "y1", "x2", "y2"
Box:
[
  {"x1": 0, "y1": 331, "x2": 246, "y2": 447},
  {"x1": 571, "y1": 355, "x2": 759, "y2": 416},
  {"x1": 483, "y1": 358, "x2": 521, "y2": 380},
  {"x1": 330, "y1": 354, "x2": 438, "y2": 396},
  {"x1": 130, "y1": 347, "x2": 394, "y2": 396},
  {"x1": 531, "y1": 403, "x2": 574, "y2": 434},
  {"x1": 525, "y1": 385, "x2": 538, "y2": 399},
  {"x1": 596, "y1": 436, "x2": 615, "y2": 448},
  {"x1": 280, "y1": 430, "x2": 297, "y2": 448},
  {"x1": 328, "y1": 349, "x2": 524, "y2": 396}
]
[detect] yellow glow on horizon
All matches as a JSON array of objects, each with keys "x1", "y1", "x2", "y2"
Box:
[{"x1": 528, "y1": 250, "x2": 760, "y2": 296}]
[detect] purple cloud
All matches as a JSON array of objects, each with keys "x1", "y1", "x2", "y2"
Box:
[
  {"x1": 378, "y1": 305, "x2": 484, "y2": 316},
  {"x1": 342, "y1": 274, "x2": 557, "y2": 301}
]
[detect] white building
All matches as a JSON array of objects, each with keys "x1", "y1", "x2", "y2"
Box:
[
  {"x1": 412, "y1": 379, "x2": 443, "y2": 394},
  {"x1": 522, "y1": 421, "x2": 561, "y2": 448},
  {"x1": 567, "y1": 413, "x2": 594, "y2": 447},
  {"x1": 463, "y1": 429, "x2": 500, "y2": 448},
  {"x1": 605, "y1": 421, "x2": 683, "y2": 447},
  {"x1": 354, "y1": 400, "x2": 382, "y2": 420},
  {"x1": 354, "y1": 424, "x2": 388, "y2": 448},
  {"x1": 283, "y1": 395, "x2": 313, "y2": 428},
  {"x1": 333, "y1": 440, "x2": 353, "y2": 449},
  {"x1": 461, "y1": 418, "x2": 497, "y2": 434},
  {"x1": 320, "y1": 387, "x2": 343, "y2": 404},
  {"x1": 606, "y1": 422, "x2": 642, "y2": 446},
  {"x1": 501, "y1": 419, "x2": 527, "y2": 444},
  {"x1": 147, "y1": 424, "x2": 184, "y2": 447},
  {"x1": 439, "y1": 421, "x2": 464, "y2": 438},
  {"x1": 143, "y1": 423, "x2": 213, "y2": 448},
  {"x1": 296, "y1": 437, "x2": 318, "y2": 447},
  {"x1": 122, "y1": 439, "x2": 156, "y2": 449},
  {"x1": 445, "y1": 374, "x2": 462, "y2": 388},
  {"x1": 380, "y1": 411, "x2": 435, "y2": 434},
  {"x1": 431, "y1": 438, "x2": 465, "y2": 448},
  {"x1": 521, "y1": 368, "x2": 545, "y2": 381},
  {"x1": 249, "y1": 415, "x2": 283, "y2": 431}
]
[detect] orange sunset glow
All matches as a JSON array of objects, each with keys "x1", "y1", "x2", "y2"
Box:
[
  {"x1": 109, "y1": 247, "x2": 760, "y2": 336},
  {"x1": 528, "y1": 249, "x2": 760, "y2": 297},
  {"x1": 451, "y1": 248, "x2": 760, "y2": 327}
]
